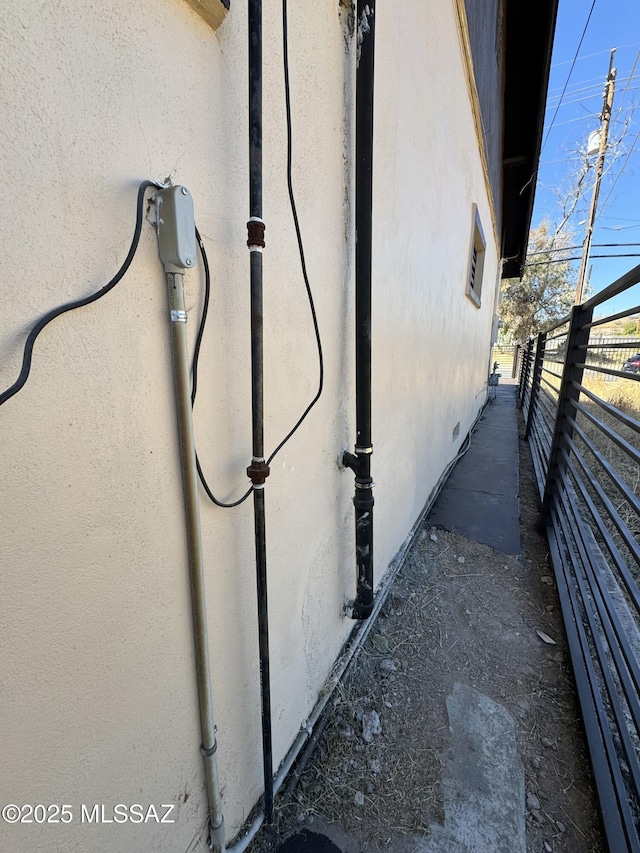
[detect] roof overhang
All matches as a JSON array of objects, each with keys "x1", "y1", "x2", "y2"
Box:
[{"x1": 501, "y1": 1, "x2": 559, "y2": 279}]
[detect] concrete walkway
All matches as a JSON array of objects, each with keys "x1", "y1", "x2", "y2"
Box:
[
  {"x1": 418, "y1": 684, "x2": 525, "y2": 853},
  {"x1": 428, "y1": 382, "x2": 521, "y2": 555}
]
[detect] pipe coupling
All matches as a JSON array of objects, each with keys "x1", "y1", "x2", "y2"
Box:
[
  {"x1": 201, "y1": 742, "x2": 218, "y2": 758},
  {"x1": 247, "y1": 218, "x2": 266, "y2": 248},
  {"x1": 209, "y1": 816, "x2": 226, "y2": 851},
  {"x1": 247, "y1": 458, "x2": 270, "y2": 485}
]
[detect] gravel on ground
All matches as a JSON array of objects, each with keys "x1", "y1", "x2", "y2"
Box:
[{"x1": 247, "y1": 411, "x2": 604, "y2": 853}]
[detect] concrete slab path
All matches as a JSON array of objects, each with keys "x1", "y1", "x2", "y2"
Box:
[
  {"x1": 428, "y1": 382, "x2": 521, "y2": 554},
  {"x1": 419, "y1": 683, "x2": 526, "y2": 853}
]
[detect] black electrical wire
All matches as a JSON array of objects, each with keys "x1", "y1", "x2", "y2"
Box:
[
  {"x1": 0, "y1": 180, "x2": 159, "y2": 407},
  {"x1": 191, "y1": 0, "x2": 324, "y2": 508},
  {"x1": 192, "y1": 228, "x2": 253, "y2": 509},
  {"x1": 268, "y1": 0, "x2": 324, "y2": 466}
]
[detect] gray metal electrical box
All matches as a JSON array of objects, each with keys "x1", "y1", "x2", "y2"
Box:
[{"x1": 156, "y1": 186, "x2": 197, "y2": 273}]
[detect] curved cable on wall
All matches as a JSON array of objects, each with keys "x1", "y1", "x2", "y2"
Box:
[
  {"x1": 191, "y1": 0, "x2": 324, "y2": 506},
  {"x1": 0, "y1": 180, "x2": 160, "y2": 408}
]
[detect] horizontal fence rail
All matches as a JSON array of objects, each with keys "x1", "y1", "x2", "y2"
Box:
[{"x1": 519, "y1": 264, "x2": 640, "y2": 852}]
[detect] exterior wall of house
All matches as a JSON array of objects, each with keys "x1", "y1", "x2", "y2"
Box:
[{"x1": 0, "y1": 1, "x2": 499, "y2": 850}]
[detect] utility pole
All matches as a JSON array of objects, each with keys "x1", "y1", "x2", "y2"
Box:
[{"x1": 575, "y1": 49, "x2": 616, "y2": 304}]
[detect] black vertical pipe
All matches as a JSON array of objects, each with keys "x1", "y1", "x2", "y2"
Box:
[
  {"x1": 247, "y1": 0, "x2": 274, "y2": 826},
  {"x1": 344, "y1": 0, "x2": 376, "y2": 621},
  {"x1": 355, "y1": 0, "x2": 374, "y2": 451},
  {"x1": 249, "y1": 0, "x2": 262, "y2": 219}
]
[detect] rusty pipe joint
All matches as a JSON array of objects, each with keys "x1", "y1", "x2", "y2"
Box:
[
  {"x1": 247, "y1": 457, "x2": 270, "y2": 487},
  {"x1": 247, "y1": 217, "x2": 266, "y2": 249}
]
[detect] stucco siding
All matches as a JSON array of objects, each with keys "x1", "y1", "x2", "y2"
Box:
[{"x1": 1, "y1": 1, "x2": 500, "y2": 849}]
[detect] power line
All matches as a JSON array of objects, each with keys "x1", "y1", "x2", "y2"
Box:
[
  {"x1": 600, "y1": 223, "x2": 640, "y2": 230},
  {"x1": 546, "y1": 73, "x2": 640, "y2": 107},
  {"x1": 551, "y1": 41, "x2": 640, "y2": 69},
  {"x1": 548, "y1": 71, "x2": 622, "y2": 97},
  {"x1": 541, "y1": 0, "x2": 598, "y2": 154},
  {"x1": 540, "y1": 156, "x2": 586, "y2": 167},
  {"x1": 597, "y1": 126, "x2": 640, "y2": 216},
  {"x1": 529, "y1": 243, "x2": 640, "y2": 255},
  {"x1": 542, "y1": 101, "x2": 639, "y2": 131},
  {"x1": 612, "y1": 49, "x2": 640, "y2": 124},
  {"x1": 545, "y1": 82, "x2": 640, "y2": 111},
  {"x1": 525, "y1": 253, "x2": 640, "y2": 267}
]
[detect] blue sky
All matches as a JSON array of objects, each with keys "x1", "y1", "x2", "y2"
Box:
[{"x1": 531, "y1": 0, "x2": 640, "y2": 314}]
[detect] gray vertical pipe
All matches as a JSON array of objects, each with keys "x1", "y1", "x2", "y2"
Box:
[{"x1": 166, "y1": 271, "x2": 226, "y2": 852}]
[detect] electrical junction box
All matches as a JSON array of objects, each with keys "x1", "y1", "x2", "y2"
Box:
[{"x1": 156, "y1": 186, "x2": 197, "y2": 273}]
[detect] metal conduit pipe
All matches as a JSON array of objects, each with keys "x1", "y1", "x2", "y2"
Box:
[
  {"x1": 246, "y1": 0, "x2": 275, "y2": 828},
  {"x1": 343, "y1": 0, "x2": 376, "y2": 620},
  {"x1": 164, "y1": 267, "x2": 226, "y2": 852}
]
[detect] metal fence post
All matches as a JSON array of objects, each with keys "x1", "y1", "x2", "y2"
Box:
[
  {"x1": 518, "y1": 339, "x2": 534, "y2": 408},
  {"x1": 540, "y1": 304, "x2": 594, "y2": 527},
  {"x1": 525, "y1": 331, "x2": 546, "y2": 439},
  {"x1": 511, "y1": 344, "x2": 523, "y2": 382},
  {"x1": 516, "y1": 343, "x2": 525, "y2": 403}
]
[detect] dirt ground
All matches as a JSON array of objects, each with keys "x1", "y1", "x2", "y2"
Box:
[{"x1": 247, "y1": 413, "x2": 605, "y2": 853}]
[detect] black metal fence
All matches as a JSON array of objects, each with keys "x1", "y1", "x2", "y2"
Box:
[{"x1": 518, "y1": 264, "x2": 640, "y2": 851}]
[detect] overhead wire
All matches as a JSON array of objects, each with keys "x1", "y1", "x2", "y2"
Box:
[
  {"x1": 542, "y1": 102, "x2": 640, "y2": 133},
  {"x1": 519, "y1": 1, "x2": 599, "y2": 198},
  {"x1": 551, "y1": 41, "x2": 640, "y2": 69},
  {"x1": 541, "y1": 0, "x2": 598, "y2": 155},
  {"x1": 545, "y1": 70, "x2": 640, "y2": 106},
  {"x1": 545, "y1": 84, "x2": 640, "y2": 112},
  {"x1": 611, "y1": 49, "x2": 640, "y2": 124},
  {"x1": 600, "y1": 223, "x2": 640, "y2": 231},
  {"x1": 529, "y1": 242, "x2": 640, "y2": 255},
  {"x1": 596, "y1": 126, "x2": 640, "y2": 218},
  {"x1": 525, "y1": 253, "x2": 640, "y2": 267}
]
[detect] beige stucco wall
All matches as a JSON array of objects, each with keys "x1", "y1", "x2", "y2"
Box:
[{"x1": 0, "y1": 1, "x2": 499, "y2": 850}]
